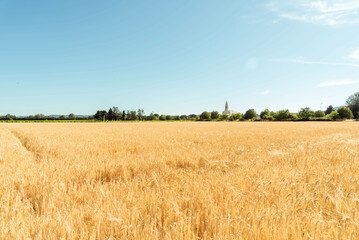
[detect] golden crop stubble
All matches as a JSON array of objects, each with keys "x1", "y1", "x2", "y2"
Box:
[{"x1": 0, "y1": 122, "x2": 359, "y2": 239}]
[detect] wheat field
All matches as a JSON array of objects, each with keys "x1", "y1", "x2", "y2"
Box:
[{"x1": 0, "y1": 122, "x2": 358, "y2": 239}]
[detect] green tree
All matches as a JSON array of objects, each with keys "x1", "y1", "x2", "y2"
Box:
[
  {"x1": 159, "y1": 115, "x2": 166, "y2": 121},
  {"x1": 211, "y1": 111, "x2": 219, "y2": 120},
  {"x1": 59, "y1": 115, "x2": 66, "y2": 120},
  {"x1": 314, "y1": 110, "x2": 325, "y2": 118},
  {"x1": 337, "y1": 107, "x2": 353, "y2": 119},
  {"x1": 232, "y1": 113, "x2": 243, "y2": 121},
  {"x1": 68, "y1": 113, "x2": 76, "y2": 119},
  {"x1": 220, "y1": 114, "x2": 228, "y2": 120},
  {"x1": 108, "y1": 108, "x2": 115, "y2": 120},
  {"x1": 166, "y1": 115, "x2": 173, "y2": 120},
  {"x1": 174, "y1": 115, "x2": 180, "y2": 120},
  {"x1": 325, "y1": 105, "x2": 334, "y2": 115},
  {"x1": 112, "y1": 107, "x2": 122, "y2": 120},
  {"x1": 137, "y1": 109, "x2": 145, "y2": 121},
  {"x1": 94, "y1": 111, "x2": 108, "y2": 121},
  {"x1": 260, "y1": 109, "x2": 272, "y2": 120},
  {"x1": 346, "y1": 92, "x2": 359, "y2": 118},
  {"x1": 127, "y1": 111, "x2": 138, "y2": 120},
  {"x1": 298, "y1": 107, "x2": 314, "y2": 120},
  {"x1": 273, "y1": 110, "x2": 294, "y2": 121},
  {"x1": 244, "y1": 109, "x2": 257, "y2": 120},
  {"x1": 200, "y1": 111, "x2": 211, "y2": 121},
  {"x1": 329, "y1": 111, "x2": 340, "y2": 120}
]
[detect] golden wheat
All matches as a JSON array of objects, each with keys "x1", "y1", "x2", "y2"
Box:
[{"x1": 0, "y1": 122, "x2": 359, "y2": 239}]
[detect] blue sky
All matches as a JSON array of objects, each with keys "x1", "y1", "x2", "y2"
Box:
[{"x1": 1, "y1": 0, "x2": 359, "y2": 115}]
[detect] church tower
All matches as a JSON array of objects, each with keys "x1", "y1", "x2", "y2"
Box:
[{"x1": 222, "y1": 101, "x2": 233, "y2": 116}]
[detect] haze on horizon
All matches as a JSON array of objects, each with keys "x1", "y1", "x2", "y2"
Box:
[{"x1": 1, "y1": 0, "x2": 359, "y2": 116}]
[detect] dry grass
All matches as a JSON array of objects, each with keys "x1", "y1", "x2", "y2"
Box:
[{"x1": 0, "y1": 122, "x2": 359, "y2": 239}]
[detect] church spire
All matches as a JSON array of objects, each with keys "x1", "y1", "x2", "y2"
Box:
[{"x1": 225, "y1": 101, "x2": 228, "y2": 111}]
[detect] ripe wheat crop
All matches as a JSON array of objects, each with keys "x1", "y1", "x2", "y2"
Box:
[{"x1": 0, "y1": 122, "x2": 359, "y2": 239}]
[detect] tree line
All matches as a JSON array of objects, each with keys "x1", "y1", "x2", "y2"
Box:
[{"x1": 1, "y1": 92, "x2": 359, "y2": 121}]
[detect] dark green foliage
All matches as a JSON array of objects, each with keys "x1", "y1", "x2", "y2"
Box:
[
  {"x1": 314, "y1": 110, "x2": 325, "y2": 118},
  {"x1": 108, "y1": 108, "x2": 115, "y2": 120},
  {"x1": 211, "y1": 111, "x2": 219, "y2": 120},
  {"x1": 260, "y1": 109, "x2": 272, "y2": 120},
  {"x1": 346, "y1": 92, "x2": 359, "y2": 118},
  {"x1": 68, "y1": 113, "x2": 76, "y2": 119},
  {"x1": 244, "y1": 109, "x2": 257, "y2": 120},
  {"x1": 137, "y1": 109, "x2": 145, "y2": 121},
  {"x1": 232, "y1": 113, "x2": 243, "y2": 120},
  {"x1": 94, "y1": 111, "x2": 108, "y2": 121},
  {"x1": 337, "y1": 107, "x2": 353, "y2": 119},
  {"x1": 200, "y1": 111, "x2": 211, "y2": 121},
  {"x1": 127, "y1": 111, "x2": 138, "y2": 120},
  {"x1": 273, "y1": 110, "x2": 295, "y2": 121},
  {"x1": 325, "y1": 105, "x2": 334, "y2": 115},
  {"x1": 111, "y1": 107, "x2": 122, "y2": 120},
  {"x1": 329, "y1": 111, "x2": 340, "y2": 120},
  {"x1": 166, "y1": 115, "x2": 173, "y2": 120},
  {"x1": 159, "y1": 115, "x2": 166, "y2": 121},
  {"x1": 220, "y1": 114, "x2": 228, "y2": 120},
  {"x1": 298, "y1": 107, "x2": 314, "y2": 120}
]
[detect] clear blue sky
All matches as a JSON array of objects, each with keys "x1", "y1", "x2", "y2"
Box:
[{"x1": 1, "y1": 0, "x2": 359, "y2": 115}]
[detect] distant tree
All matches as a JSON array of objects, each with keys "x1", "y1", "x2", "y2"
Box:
[
  {"x1": 59, "y1": 115, "x2": 66, "y2": 120},
  {"x1": 159, "y1": 115, "x2": 166, "y2": 121},
  {"x1": 220, "y1": 114, "x2": 228, "y2": 120},
  {"x1": 68, "y1": 113, "x2": 76, "y2": 119},
  {"x1": 166, "y1": 115, "x2": 173, "y2": 120},
  {"x1": 174, "y1": 115, "x2": 180, "y2": 120},
  {"x1": 180, "y1": 115, "x2": 188, "y2": 120},
  {"x1": 329, "y1": 111, "x2": 340, "y2": 120},
  {"x1": 232, "y1": 113, "x2": 243, "y2": 121},
  {"x1": 298, "y1": 107, "x2": 314, "y2": 120},
  {"x1": 108, "y1": 108, "x2": 114, "y2": 121},
  {"x1": 127, "y1": 111, "x2": 138, "y2": 120},
  {"x1": 210, "y1": 111, "x2": 219, "y2": 120},
  {"x1": 94, "y1": 111, "x2": 108, "y2": 121},
  {"x1": 34, "y1": 114, "x2": 45, "y2": 120},
  {"x1": 314, "y1": 110, "x2": 325, "y2": 118},
  {"x1": 338, "y1": 107, "x2": 354, "y2": 119},
  {"x1": 112, "y1": 107, "x2": 122, "y2": 120},
  {"x1": 260, "y1": 109, "x2": 272, "y2": 120},
  {"x1": 273, "y1": 110, "x2": 295, "y2": 121},
  {"x1": 122, "y1": 110, "x2": 126, "y2": 120},
  {"x1": 325, "y1": 105, "x2": 334, "y2": 115},
  {"x1": 146, "y1": 112, "x2": 155, "y2": 121},
  {"x1": 4, "y1": 114, "x2": 15, "y2": 120},
  {"x1": 244, "y1": 109, "x2": 257, "y2": 120},
  {"x1": 346, "y1": 92, "x2": 359, "y2": 118},
  {"x1": 137, "y1": 109, "x2": 145, "y2": 121},
  {"x1": 188, "y1": 114, "x2": 197, "y2": 120},
  {"x1": 200, "y1": 111, "x2": 211, "y2": 121}
]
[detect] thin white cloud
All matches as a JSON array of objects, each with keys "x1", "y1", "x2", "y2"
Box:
[
  {"x1": 345, "y1": 49, "x2": 359, "y2": 61},
  {"x1": 266, "y1": 0, "x2": 359, "y2": 25},
  {"x1": 270, "y1": 58, "x2": 359, "y2": 67},
  {"x1": 260, "y1": 90, "x2": 270, "y2": 95},
  {"x1": 317, "y1": 79, "x2": 359, "y2": 87}
]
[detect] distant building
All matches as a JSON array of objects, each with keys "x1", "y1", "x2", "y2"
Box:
[{"x1": 222, "y1": 101, "x2": 234, "y2": 116}]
